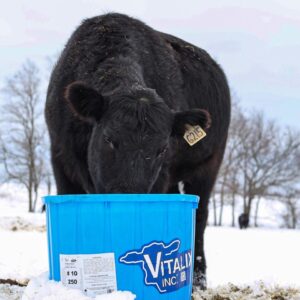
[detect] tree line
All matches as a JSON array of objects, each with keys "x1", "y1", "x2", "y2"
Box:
[
  {"x1": 0, "y1": 60, "x2": 299, "y2": 227},
  {"x1": 0, "y1": 60, "x2": 52, "y2": 212},
  {"x1": 212, "y1": 102, "x2": 300, "y2": 228}
]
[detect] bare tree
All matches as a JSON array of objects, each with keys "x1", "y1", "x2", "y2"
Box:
[
  {"x1": 211, "y1": 189, "x2": 218, "y2": 226},
  {"x1": 0, "y1": 60, "x2": 46, "y2": 212},
  {"x1": 215, "y1": 101, "x2": 246, "y2": 226},
  {"x1": 238, "y1": 113, "x2": 300, "y2": 219},
  {"x1": 269, "y1": 187, "x2": 300, "y2": 229},
  {"x1": 254, "y1": 196, "x2": 261, "y2": 227},
  {"x1": 214, "y1": 103, "x2": 300, "y2": 228}
]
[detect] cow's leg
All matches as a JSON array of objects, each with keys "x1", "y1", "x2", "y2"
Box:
[
  {"x1": 184, "y1": 158, "x2": 222, "y2": 289},
  {"x1": 184, "y1": 177, "x2": 210, "y2": 289},
  {"x1": 51, "y1": 156, "x2": 86, "y2": 194}
]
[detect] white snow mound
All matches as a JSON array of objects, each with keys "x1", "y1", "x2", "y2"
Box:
[{"x1": 21, "y1": 273, "x2": 136, "y2": 300}]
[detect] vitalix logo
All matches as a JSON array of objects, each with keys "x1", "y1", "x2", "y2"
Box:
[{"x1": 119, "y1": 239, "x2": 192, "y2": 293}]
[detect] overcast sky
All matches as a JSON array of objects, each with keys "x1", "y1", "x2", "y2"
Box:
[{"x1": 0, "y1": 0, "x2": 299, "y2": 128}]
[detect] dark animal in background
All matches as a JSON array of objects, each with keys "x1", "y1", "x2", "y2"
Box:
[
  {"x1": 239, "y1": 213, "x2": 249, "y2": 229},
  {"x1": 45, "y1": 13, "x2": 231, "y2": 288}
]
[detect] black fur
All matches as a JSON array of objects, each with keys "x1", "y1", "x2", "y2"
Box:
[{"x1": 45, "y1": 13, "x2": 231, "y2": 288}]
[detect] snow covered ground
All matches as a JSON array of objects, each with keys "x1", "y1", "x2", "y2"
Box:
[
  {"x1": 0, "y1": 184, "x2": 45, "y2": 232},
  {"x1": 205, "y1": 227, "x2": 300, "y2": 287},
  {"x1": 22, "y1": 273, "x2": 135, "y2": 300},
  {"x1": 0, "y1": 183, "x2": 300, "y2": 299},
  {"x1": 1, "y1": 226, "x2": 299, "y2": 299}
]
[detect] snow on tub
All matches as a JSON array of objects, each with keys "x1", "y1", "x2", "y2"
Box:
[{"x1": 43, "y1": 194, "x2": 199, "y2": 300}]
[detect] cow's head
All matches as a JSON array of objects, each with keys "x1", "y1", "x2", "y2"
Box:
[{"x1": 65, "y1": 82, "x2": 210, "y2": 193}]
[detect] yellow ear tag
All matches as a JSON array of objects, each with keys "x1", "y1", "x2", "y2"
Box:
[{"x1": 183, "y1": 124, "x2": 207, "y2": 146}]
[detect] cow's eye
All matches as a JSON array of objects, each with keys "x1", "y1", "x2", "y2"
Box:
[
  {"x1": 103, "y1": 136, "x2": 116, "y2": 150},
  {"x1": 157, "y1": 146, "x2": 168, "y2": 157}
]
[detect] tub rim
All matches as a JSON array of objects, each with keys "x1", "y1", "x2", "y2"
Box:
[{"x1": 43, "y1": 194, "x2": 199, "y2": 206}]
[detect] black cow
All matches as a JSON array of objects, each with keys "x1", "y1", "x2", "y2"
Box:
[
  {"x1": 45, "y1": 13, "x2": 231, "y2": 288},
  {"x1": 238, "y1": 213, "x2": 250, "y2": 229}
]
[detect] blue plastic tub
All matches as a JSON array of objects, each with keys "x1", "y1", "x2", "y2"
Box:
[{"x1": 44, "y1": 194, "x2": 199, "y2": 299}]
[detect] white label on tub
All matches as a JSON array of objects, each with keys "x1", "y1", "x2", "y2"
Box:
[{"x1": 60, "y1": 253, "x2": 117, "y2": 297}]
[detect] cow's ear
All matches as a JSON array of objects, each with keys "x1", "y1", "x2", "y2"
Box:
[
  {"x1": 65, "y1": 81, "x2": 107, "y2": 123},
  {"x1": 172, "y1": 109, "x2": 211, "y2": 136}
]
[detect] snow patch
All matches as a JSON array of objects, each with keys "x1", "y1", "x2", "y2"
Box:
[
  {"x1": 0, "y1": 284, "x2": 25, "y2": 300},
  {"x1": 205, "y1": 227, "x2": 300, "y2": 287},
  {"x1": 0, "y1": 216, "x2": 45, "y2": 232},
  {"x1": 0, "y1": 183, "x2": 46, "y2": 232},
  {"x1": 193, "y1": 282, "x2": 300, "y2": 300},
  {"x1": 0, "y1": 229, "x2": 47, "y2": 281},
  {"x1": 22, "y1": 273, "x2": 136, "y2": 300}
]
